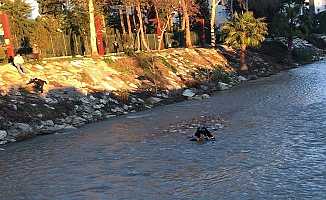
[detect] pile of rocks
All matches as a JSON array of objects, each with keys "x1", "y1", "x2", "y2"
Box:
[
  {"x1": 0, "y1": 90, "x2": 168, "y2": 144},
  {"x1": 163, "y1": 115, "x2": 226, "y2": 135}
]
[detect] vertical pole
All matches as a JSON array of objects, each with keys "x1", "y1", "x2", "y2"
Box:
[
  {"x1": 119, "y1": 8, "x2": 126, "y2": 35},
  {"x1": 95, "y1": 15, "x2": 105, "y2": 56},
  {"x1": 1, "y1": 13, "x2": 14, "y2": 57}
]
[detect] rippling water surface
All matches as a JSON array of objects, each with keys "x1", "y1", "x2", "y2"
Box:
[{"x1": 1, "y1": 61, "x2": 326, "y2": 200}]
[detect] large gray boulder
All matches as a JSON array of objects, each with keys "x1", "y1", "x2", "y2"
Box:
[
  {"x1": 146, "y1": 97, "x2": 163, "y2": 104},
  {"x1": 182, "y1": 89, "x2": 196, "y2": 97},
  {"x1": 218, "y1": 82, "x2": 231, "y2": 90},
  {"x1": 0, "y1": 130, "x2": 7, "y2": 140},
  {"x1": 237, "y1": 75, "x2": 248, "y2": 82},
  {"x1": 71, "y1": 116, "x2": 87, "y2": 126},
  {"x1": 41, "y1": 120, "x2": 55, "y2": 127}
]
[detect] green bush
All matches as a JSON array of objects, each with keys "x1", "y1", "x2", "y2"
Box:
[
  {"x1": 124, "y1": 46, "x2": 135, "y2": 56},
  {"x1": 211, "y1": 67, "x2": 233, "y2": 84}
]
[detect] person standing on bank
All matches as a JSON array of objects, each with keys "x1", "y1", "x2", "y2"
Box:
[{"x1": 13, "y1": 53, "x2": 25, "y2": 74}]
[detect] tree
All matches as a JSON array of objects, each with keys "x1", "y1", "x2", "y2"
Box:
[
  {"x1": 135, "y1": 0, "x2": 150, "y2": 51},
  {"x1": 271, "y1": 0, "x2": 305, "y2": 51},
  {"x1": 121, "y1": 0, "x2": 150, "y2": 51},
  {"x1": 0, "y1": 0, "x2": 33, "y2": 47},
  {"x1": 152, "y1": 0, "x2": 179, "y2": 50},
  {"x1": 37, "y1": 0, "x2": 65, "y2": 15},
  {"x1": 38, "y1": 0, "x2": 90, "y2": 56},
  {"x1": 180, "y1": 0, "x2": 192, "y2": 47},
  {"x1": 249, "y1": 0, "x2": 281, "y2": 21},
  {"x1": 270, "y1": 0, "x2": 306, "y2": 64},
  {"x1": 221, "y1": 12, "x2": 268, "y2": 71}
]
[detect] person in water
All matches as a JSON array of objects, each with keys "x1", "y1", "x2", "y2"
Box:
[
  {"x1": 27, "y1": 78, "x2": 47, "y2": 93},
  {"x1": 190, "y1": 127, "x2": 215, "y2": 142}
]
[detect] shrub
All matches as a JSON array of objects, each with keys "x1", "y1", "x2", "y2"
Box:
[
  {"x1": 135, "y1": 53, "x2": 161, "y2": 93},
  {"x1": 211, "y1": 68, "x2": 233, "y2": 84},
  {"x1": 124, "y1": 46, "x2": 135, "y2": 56}
]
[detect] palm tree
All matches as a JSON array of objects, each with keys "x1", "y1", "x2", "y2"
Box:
[{"x1": 221, "y1": 11, "x2": 267, "y2": 71}]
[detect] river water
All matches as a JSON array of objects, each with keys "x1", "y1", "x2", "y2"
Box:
[{"x1": 1, "y1": 61, "x2": 326, "y2": 200}]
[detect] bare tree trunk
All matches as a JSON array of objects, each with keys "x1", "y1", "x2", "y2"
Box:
[
  {"x1": 50, "y1": 34, "x2": 55, "y2": 56},
  {"x1": 157, "y1": 33, "x2": 164, "y2": 51},
  {"x1": 88, "y1": 0, "x2": 99, "y2": 56},
  {"x1": 119, "y1": 9, "x2": 126, "y2": 35},
  {"x1": 181, "y1": 0, "x2": 192, "y2": 48},
  {"x1": 126, "y1": 9, "x2": 132, "y2": 38},
  {"x1": 74, "y1": 34, "x2": 79, "y2": 55},
  {"x1": 157, "y1": 15, "x2": 172, "y2": 51},
  {"x1": 136, "y1": 2, "x2": 150, "y2": 51},
  {"x1": 84, "y1": 35, "x2": 90, "y2": 56},
  {"x1": 154, "y1": 5, "x2": 163, "y2": 50},
  {"x1": 131, "y1": 11, "x2": 140, "y2": 51},
  {"x1": 240, "y1": 45, "x2": 248, "y2": 71},
  {"x1": 181, "y1": 12, "x2": 185, "y2": 30},
  {"x1": 62, "y1": 33, "x2": 67, "y2": 56},
  {"x1": 211, "y1": 0, "x2": 217, "y2": 47},
  {"x1": 70, "y1": 31, "x2": 76, "y2": 56},
  {"x1": 137, "y1": 29, "x2": 141, "y2": 51},
  {"x1": 158, "y1": 24, "x2": 167, "y2": 50}
]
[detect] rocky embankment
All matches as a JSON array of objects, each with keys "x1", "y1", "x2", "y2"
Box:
[{"x1": 0, "y1": 43, "x2": 324, "y2": 145}]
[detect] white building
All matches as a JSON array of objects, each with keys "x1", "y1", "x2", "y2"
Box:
[{"x1": 309, "y1": 0, "x2": 326, "y2": 14}]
